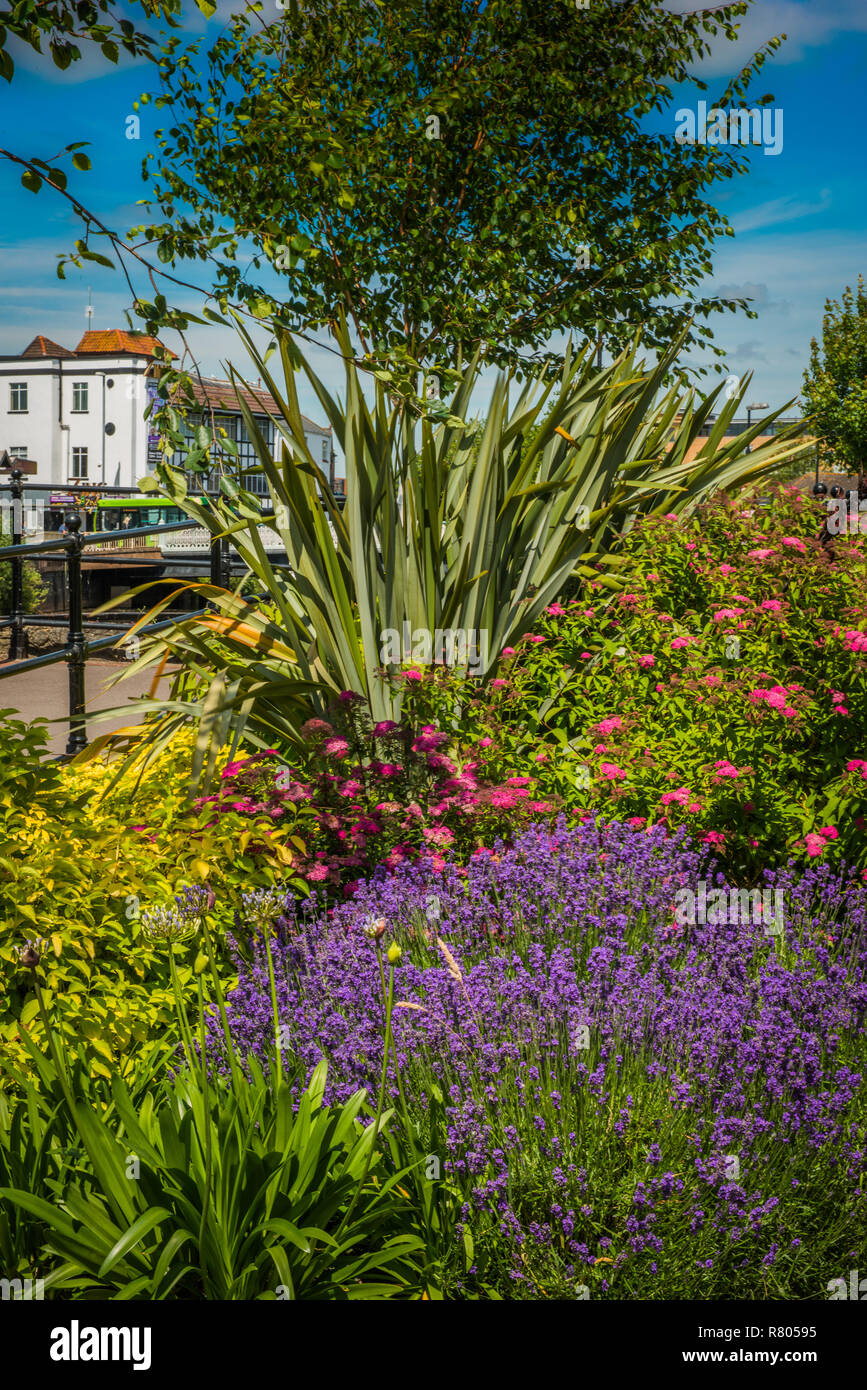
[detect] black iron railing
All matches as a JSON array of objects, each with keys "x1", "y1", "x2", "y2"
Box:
[{"x1": 0, "y1": 468, "x2": 236, "y2": 757}]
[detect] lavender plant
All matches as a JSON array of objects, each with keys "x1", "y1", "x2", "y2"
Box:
[{"x1": 205, "y1": 818, "x2": 867, "y2": 1299}]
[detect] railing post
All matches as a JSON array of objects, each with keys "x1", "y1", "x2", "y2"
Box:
[
  {"x1": 221, "y1": 534, "x2": 231, "y2": 589},
  {"x1": 209, "y1": 530, "x2": 222, "y2": 590},
  {"x1": 65, "y1": 511, "x2": 87, "y2": 756},
  {"x1": 8, "y1": 468, "x2": 24, "y2": 660},
  {"x1": 209, "y1": 532, "x2": 231, "y2": 591}
]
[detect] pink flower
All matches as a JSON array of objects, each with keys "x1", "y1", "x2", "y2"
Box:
[
  {"x1": 506, "y1": 776, "x2": 532, "y2": 787},
  {"x1": 627, "y1": 816, "x2": 646, "y2": 828},
  {"x1": 713, "y1": 608, "x2": 744, "y2": 623},
  {"x1": 596, "y1": 716, "x2": 623, "y2": 735},
  {"x1": 818, "y1": 826, "x2": 838, "y2": 840},
  {"x1": 412, "y1": 727, "x2": 449, "y2": 752},
  {"x1": 664, "y1": 512, "x2": 678, "y2": 520},
  {"x1": 654, "y1": 683, "x2": 664, "y2": 692},
  {"x1": 804, "y1": 833, "x2": 827, "y2": 858},
  {"x1": 338, "y1": 779, "x2": 364, "y2": 797},
  {"x1": 670, "y1": 637, "x2": 691, "y2": 650},
  {"x1": 338, "y1": 690, "x2": 363, "y2": 703},
  {"x1": 781, "y1": 536, "x2": 806, "y2": 554},
  {"x1": 501, "y1": 646, "x2": 516, "y2": 658},
  {"x1": 718, "y1": 563, "x2": 735, "y2": 575},
  {"x1": 712, "y1": 760, "x2": 740, "y2": 779},
  {"x1": 684, "y1": 541, "x2": 697, "y2": 551},
  {"x1": 704, "y1": 674, "x2": 722, "y2": 687},
  {"x1": 487, "y1": 787, "x2": 522, "y2": 809},
  {"x1": 747, "y1": 547, "x2": 775, "y2": 560},
  {"x1": 491, "y1": 678, "x2": 508, "y2": 687},
  {"x1": 545, "y1": 603, "x2": 566, "y2": 617},
  {"x1": 840, "y1": 628, "x2": 867, "y2": 654},
  {"x1": 307, "y1": 864, "x2": 331, "y2": 881},
  {"x1": 580, "y1": 652, "x2": 592, "y2": 660},
  {"x1": 830, "y1": 691, "x2": 845, "y2": 704},
  {"x1": 760, "y1": 599, "x2": 783, "y2": 611},
  {"x1": 523, "y1": 634, "x2": 545, "y2": 644},
  {"x1": 637, "y1": 654, "x2": 655, "y2": 668},
  {"x1": 427, "y1": 753, "x2": 457, "y2": 773},
  {"x1": 443, "y1": 773, "x2": 479, "y2": 793},
  {"x1": 422, "y1": 825, "x2": 455, "y2": 846},
  {"x1": 300, "y1": 718, "x2": 334, "y2": 740},
  {"x1": 845, "y1": 759, "x2": 867, "y2": 778},
  {"x1": 600, "y1": 762, "x2": 627, "y2": 780},
  {"x1": 323, "y1": 737, "x2": 350, "y2": 758},
  {"x1": 373, "y1": 720, "x2": 399, "y2": 735},
  {"x1": 749, "y1": 685, "x2": 790, "y2": 711},
  {"x1": 403, "y1": 669, "x2": 423, "y2": 681},
  {"x1": 702, "y1": 831, "x2": 726, "y2": 847},
  {"x1": 479, "y1": 736, "x2": 493, "y2": 747},
  {"x1": 661, "y1": 786, "x2": 692, "y2": 806}
]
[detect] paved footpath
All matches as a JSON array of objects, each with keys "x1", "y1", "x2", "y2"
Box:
[{"x1": 0, "y1": 660, "x2": 174, "y2": 756}]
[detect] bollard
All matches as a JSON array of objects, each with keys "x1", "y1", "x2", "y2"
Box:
[{"x1": 64, "y1": 512, "x2": 87, "y2": 756}]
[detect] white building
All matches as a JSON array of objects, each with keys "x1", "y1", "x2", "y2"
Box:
[{"x1": 0, "y1": 330, "x2": 336, "y2": 496}]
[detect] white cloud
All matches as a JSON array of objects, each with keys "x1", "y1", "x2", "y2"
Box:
[
  {"x1": 664, "y1": 0, "x2": 867, "y2": 75},
  {"x1": 730, "y1": 189, "x2": 832, "y2": 234}
]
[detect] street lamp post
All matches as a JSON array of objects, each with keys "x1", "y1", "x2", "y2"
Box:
[
  {"x1": 745, "y1": 403, "x2": 768, "y2": 455},
  {"x1": 746, "y1": 401, "x2": 769, "y2": 431}
]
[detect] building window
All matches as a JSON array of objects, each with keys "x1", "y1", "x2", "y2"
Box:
[
  {"x1": 9, "y1": 446, "x2": 28, "y2": 460},
  {"x1": 71, "y1": 447, "x2": 88, "y2": 479},
  {"x1": 72, "y1": 382, "x2": 89, "y2": 412},
  {"x1": 322, "y1": 438, "x2": 329, "y2": 462},
  {"x1": 10, "y1": 382, "x2": 28, "y2": 412}
]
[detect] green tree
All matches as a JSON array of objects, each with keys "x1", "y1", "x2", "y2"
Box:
[
  {"x1": 0, "y1": 531, "x2": 47, "y2": 615},
  {"x1": 137, "y1": 0, "x2": 785, "y2": 379},
  {"x1": 802, "y1": 276, "x2": 867, "y2": 477}
]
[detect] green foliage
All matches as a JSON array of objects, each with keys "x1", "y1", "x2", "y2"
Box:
[
  {"x1": 0, "y1": 1034, "x2": 172, "y2": 1279},
  {"x1": 0, "y1": 0, "x2": 175, "y2": 84},
  {"x1": 0, "y1": 0, "x2": 183, "y2": 203},
  {"x1": 0, "y1": 718, "x2": 308, "y2": 1085},
  {"x1": 0, "y1": 532, "x2": 47, "y2": 614},
  {"x1": 472, "y1": 485, "x2": 867, "y2": 875},
  {"x1": 0, "y1": 961, "x2": 425, "y2": 1299},
  {"x1": 138, "y1": 0, "x2": 784, "y2": 376},
  {"x1": 802, "y1": 275, "x2": 867, "y2": 474}
]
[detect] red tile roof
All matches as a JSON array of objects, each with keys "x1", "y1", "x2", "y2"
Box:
[
  {"x1": 187, "y1": 376, "x2": 329, "y2": 435},
  {"x1": 21, "y1": 335, "x2": 76, "y2": 359},
  {"x1": 74, "y1": 330, "x2": 169, "y2": 357}
]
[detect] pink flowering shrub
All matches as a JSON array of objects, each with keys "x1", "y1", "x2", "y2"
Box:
[
  {"x1": 474, "y1": 487, "x2": 867, "y2": 871},
  {"x1": 200, "y1": 683, "x2": 557, "y2": 891}
]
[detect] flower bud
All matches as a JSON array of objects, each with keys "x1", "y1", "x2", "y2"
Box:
[
  {"x1": 361, "y1": 916, "x2": 387, "y2": 940},
  {"x1": 387, "y1": 943, "x2": 402, "y2": 964}
]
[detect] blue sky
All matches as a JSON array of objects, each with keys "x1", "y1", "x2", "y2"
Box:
[{"x1": 0, "y1": 0, "x2": 865, "y2": 433}]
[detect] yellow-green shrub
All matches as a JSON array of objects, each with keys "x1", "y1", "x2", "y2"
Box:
[{"x1": 0, "y1": 718, "x2": 308, "y2": 1085}]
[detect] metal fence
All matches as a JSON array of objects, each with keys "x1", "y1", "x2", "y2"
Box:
[{"x1": 0, "y1": 468, "x2": 232, "y2": 758}]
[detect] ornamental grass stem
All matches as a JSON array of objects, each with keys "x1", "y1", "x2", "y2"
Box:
[{"x1": 334, "y1": 941, "x2": 395, "y2": 1242}]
